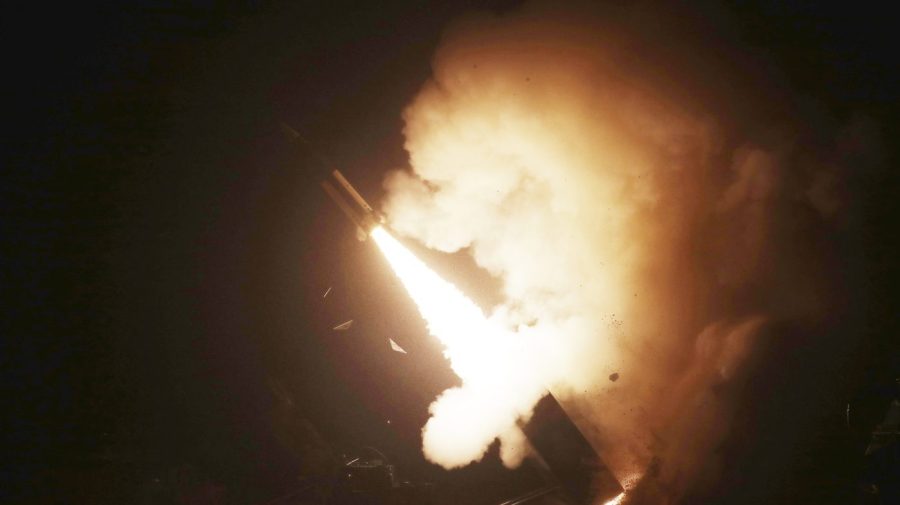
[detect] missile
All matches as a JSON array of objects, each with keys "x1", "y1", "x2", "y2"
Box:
[
  {"x1": 277, "y1": 123, "x2": 384, "y2": 240},
  {"x1": 321, "y1": 169, "x2": 384, "y2": 240}
]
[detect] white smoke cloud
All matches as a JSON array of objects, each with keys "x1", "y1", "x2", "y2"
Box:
[{"x1": 381, "y1": 1, "x2": 867, "y2": 501}]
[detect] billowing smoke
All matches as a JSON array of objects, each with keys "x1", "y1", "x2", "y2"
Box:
[{"x1": 382, "y1": 2, "x2": 873, "y2": 501}]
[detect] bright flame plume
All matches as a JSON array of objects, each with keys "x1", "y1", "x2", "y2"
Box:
[
  {"x1": 372, "y1": 225, "x2": 502, "y2": 385},
  {"x1": 371, "y1": 226, "x2": 546, "y2": 468}
]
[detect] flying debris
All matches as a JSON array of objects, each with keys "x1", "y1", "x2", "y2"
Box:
[
  {"x1": 321, "y1": 169, "x2": 385, "y2": 241},
  {"x1": 323, "y1": 286, "x2": 332, "y2": 299},
  {"x1": 609, "y1": 372, "x2": 620, "y2": 382},
  {"x1": 333, "y1": 320, "x2": 354, "y2": 331},
  {"x1": 389, "y1": 339, "x2": 407, "y2": 354}
]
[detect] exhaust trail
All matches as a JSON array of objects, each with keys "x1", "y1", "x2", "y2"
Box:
[{"x1": 371, "y1": 226, "x2": 548, "y2": 469}]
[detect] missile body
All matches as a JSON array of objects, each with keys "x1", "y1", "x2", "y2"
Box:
[
  {"x1": 321, "y1": 169, "x2": 384, "y2": 240},
  {"x1": 278, "y1": 123, "x2": 383, "y2": 240}
]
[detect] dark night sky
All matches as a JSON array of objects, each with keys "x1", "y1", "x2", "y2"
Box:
[{"x1": 2, "y1": 1, "x2": 897, "y2": 504}]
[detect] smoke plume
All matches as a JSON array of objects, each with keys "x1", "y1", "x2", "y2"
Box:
[{"x1": 382, "y1": 2, "x2": 873, "y2": 501}]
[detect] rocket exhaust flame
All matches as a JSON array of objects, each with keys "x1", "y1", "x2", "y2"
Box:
[
  {"x1": 372, "y1": 226, "x2": 509, "y2": 386},
  {"x1": 371, "y1": 226, "x2": 548, "y2": 469},
  {"x1": 373, "y1": 226, "x2": 624, "y2": 502}
]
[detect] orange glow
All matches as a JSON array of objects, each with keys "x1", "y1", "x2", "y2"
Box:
[{"x1": 373, "y1": 1, "x2": 856, "y2": 500}]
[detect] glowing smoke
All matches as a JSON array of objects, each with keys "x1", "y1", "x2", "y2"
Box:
[{"x1": 380, "y1": 1, "x2": 870, "y2": 502}]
